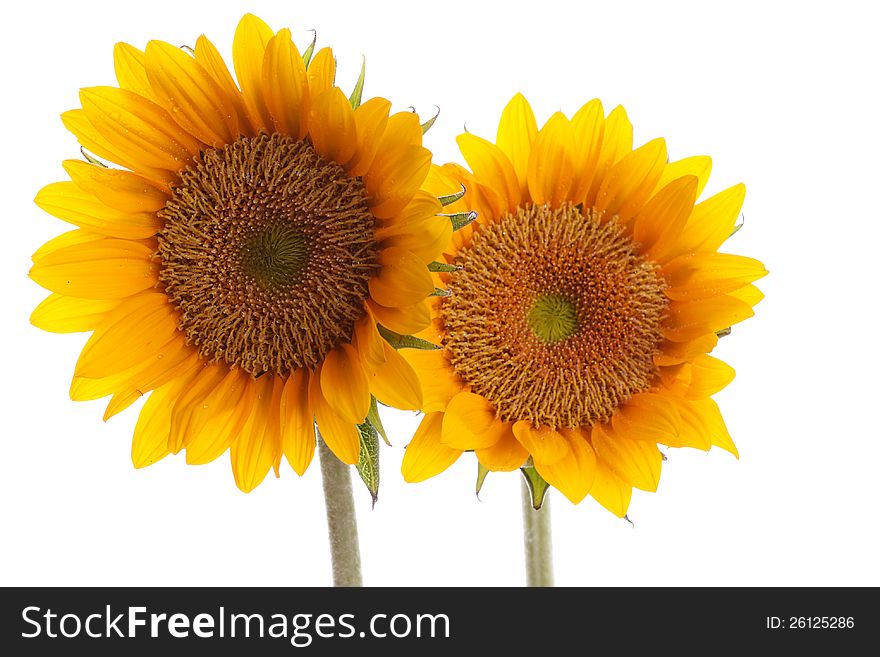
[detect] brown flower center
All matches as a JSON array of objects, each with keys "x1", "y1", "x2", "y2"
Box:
[
  {"x1": 158, "y1": 133, "x2": 379, "y2": 376},
  {"x1": 440, "y1": 203, "x2": 667, "y2": 428}
]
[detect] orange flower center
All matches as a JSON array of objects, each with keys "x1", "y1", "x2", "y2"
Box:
[
  {"x1": 440, "y1": 203, "x2": 667, "y2": 428},
  {"x1": 158, "y1": 133, "x2": 379, "y2": 376}
]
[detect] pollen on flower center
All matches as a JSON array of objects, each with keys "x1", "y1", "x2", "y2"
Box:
[
  {"x1": 158, "y1": 133, "x2": 379, "y2": 376},
  {"x1": 440, "y1": 203, "x2": 668, "y2": 428}
]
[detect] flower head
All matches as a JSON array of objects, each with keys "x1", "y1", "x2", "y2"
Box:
[
  {"x1": 30, "y1": 14, "x2": 448, "y2": 492},
  {"x1": 401, "y1": 94, "x2": 766, "y2": 516}
]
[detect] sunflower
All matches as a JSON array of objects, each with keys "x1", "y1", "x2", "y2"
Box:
[
  {"x1": 30, "y1": 14, "x2": 449, "y2": 493},
  {"x1": 401, "y1": 94, "x2": 766, "y2": 516}
]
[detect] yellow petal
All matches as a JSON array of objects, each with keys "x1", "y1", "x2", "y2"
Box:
[
  {"x1": 367, "y1": 298, "x2": 431, "y2": 335},
  {"x1": 663, "y1": 252, "x2": 768, "y2": 301},
  {"x1": 590, "y1": 458, "x2": 633, "y2": 517},
  {"x1": 63, "y1": 160, "x2": 169, "y2": 213},
  {"x1": 231, "y1": 375, "x2": 283, "y2": 492},
  {"x1": 31, "y1": 294, "x2": 117, "y2": 333},
  {"x1": 309, "y1": 364, "x2": 360, "y2": 464},
  {"x1": 131, "y1": 375, "x2": 193, "y2": 468},
  {"x1": 352, "y1": 308, "x2": 386, "y2": 372},
  {"x1": 35, "y1": 181, "x2": 161, "y2": 239},
  {"x1": 306, "y1": 47, "x2": 335, "y2": 99},
  {"x1": 368, "y1": 341, "x2": 423, "y2": 410},
  {"x1": 167, "y1": 362, "x2": 229, "y2": 453},
  {"x1": 280, "y1": 368, "x2": 316, "y2": 475},
  {"x1": 673, "y1": 183, "x2": 746, "y2": 257},
  {"x1": 79, "y1": 86, "x2": 201, "y2": 173},
  {"x1": 632, "y1": 175, "x2": 698, "y2": 262},
  {"x1": 309, "y1": 87, "x2": 357, "y2": 166},
  {"x1": 29, "y1": 238, "x2": 159, "y2": 299},
  {"x1": 689, "y1": 397, "x2": 738, "y2": 457},
  {"x1": 232, "y1": 13, "x2": 274, "y2": 132},
  {"x1": 729, "y1": 283, "x2": 764, "y2": 307},
  {"x1": 379, "y1": 190, "x2": 442, "y2": 228},
  {"x1": 475, "y1": 424, "x2": 528, "y2": 471},
  {"x1": 375, "y1": 214, "x2": 452, "y2": 264},
  {"x1": 400, "y1": 348, "x2": 461, "y2": 413},
  {"x1": 60, "y1": 109, "x2": 174, "y2": 184},
  {"x1": 495, "y1": 93, "x2": 537, "y2": 197},
  {"x1": 660, "y1": 354, "x2": 736, "y2": 400},
  {"x1": 569, "y1": 98, "x2": 605, "y2": 203},
  {"x1": 113, "y1": 43, "x2": 158, "y2": 102},
  {"x1": 261, "y1": 28, "x2": 309, "y2": 139},
  {"x1": 401, "y1": 412, "x2": 461, "y2": 483},
  {"x1": 320, "y1": 343, "x2": 370, "y2": 423},
  {"x1": 365, "y1": 145, "x2": 432, "y2": 220},
  {"x1": 534, "y1": 427, "x2": 597, "y2": 504},
  {"x1": 31, "y1": 229, "x2": 104, "y2": 262},
  {"x1": 348, "y1": 97, "x2": 391, "y2": 177},
  {"x1": 663, "y1": 295, "x2": 754, "y2": 342},
  {"x1": 194, "y1": 35, "x2": 254, "y2": 137},
  {"x1": 145, "y1": 40, "x2": 238, "y2": 146},
  {"x1": 526, "y1": 112, "x2": 575, "y2": 207},
  {"x1": 511, "y1": 420, "x2": 570, "y2": 465},
  {"x1": 655, "y1": 155, "x2": 712, "y2": 198},
  {"x1": 441, "y1": 391, "x2": 506, "y2": 450},
  {"x1": 610, "y1": 392, "x2": 680, "y2": 443},
  {"x1": 658, "y1": 394, "x2": 712, "y2": 451},
  {"x1": 595, "y1": 137, "x2": 667, "y2": 223},
  {"x1": 654, "y1": 333, "x2": 719, "y2": 366},
  {"x1": 368, "y1": 247, "x2": 434, "y2": 307},
  {"x1": 586, "y1": 105, "x2": 633, "y2": 207},
  {"x1": 184, "y1": 367, "x2": 255, "y2": 464},
  {"x1": 457, "y1": 132, "x2": 520, "y2": 213},
  {"x1": 591, "y1": 424, "x2": 662, "y2": 492},
  {"x1": 75, "y1": 293, "x2": 179, "y2": 378}
]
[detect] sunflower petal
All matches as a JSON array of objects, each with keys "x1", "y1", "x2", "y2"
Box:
[
  {"x1": 401, "y1": 412, "x2": 461, "y2": 482},
  {"x1": 569, "y1": 98, "x2": 605, "y2": 203},
  {"x1": 526, "y1": 112, "x2": 575, "y2": 207},
  {"x1": 168, "y1": 363, "x2": 229, "y2": 453},
  {"x1": 63, "y1": 160, "x2": 170, "y2": 213},
  {"x1": 261, "y1": 28, "x2": 309, "y2": 139},
  {"x1": 368, "y1": 247, "x2": 434, "y2": 307},
  {"x1": 611, "y1": 392, "x2": 680, "y2": 443},
  {"x1": 309, "y1": 87, "x2": 357, "y2": 166},
  {"x1": 591, "y1": 424, "x2": 662, "y2": 492},
  {"x1": 352, "y1": 309, "x2": 386, "y2": 372},
  {"x1": 512, "y1": 420, "x2": 570, "y2": 465},
  {"x1": 367, "y1": 298, "x2": 431, "y2": 335},
  {"x1": 232, "y1": 13, "x2": 275, "y2": 132},
  {"x1": 441, "y1": 391, "x2": 507, "y2": 450},
  {"x1": 35, "y1": 181, "x2": 161, "y2": 239},
  {"x1": 306, "y1": 47, "x2": 336, "y2": 98},
  {"x1": 475, "y1": 424, "x2": 528, "y2": 471},
  {"x1": 663, "y1": 295, "x2": 754, "y2": 342},
  {"x1": 365, "y1": 144, "x2": 432, "y2": 219},
  {"x1": 231, "y1": 375, "x2": 283, "y2": 492},
  {"x1": 586, "y1": 105, "x2": 633, "y2": 207},
  {"x1": 663, "y1": 252, "x2": 768, "y2": 301},
  {"x1": 31, "y1": 294, "x2": 117, "y2": 333},
  {"x1": 633, "y1": 175, "x2": 698, "y2": 262},
  {"x1": 348, "y1": 97, "x2": 391, "y2": 177},
  {"x1": 689, "y1": 398, "x2": 738, "y2": 457},
  {"x1": 195, "y1": 35, "x2": 254, "y2": 136},
  {"x1": 31, "y1": 229, "x2": 104, "y2": 262},
  {"x1": 673, "y1": 183, "x2": 746, "y2": 257},
  {"x1": 375, "y1": 214, "x2": 452, "y2": 264},
  {"x1": 595, "y1": 137, "x2": 667, "y2": 223},
  {"x1": 458, "y1": 132, "x2": 520, "y2": 213},
  {"x1": 368, "y1": 341, "x2": 422, "y2": 410},
  {"x1": 656, "y1": 155, "x2": 712, "y2": 198},
  {"x1": 653, "y1": 334, "x2": 719, "y2": 366},
  {"x1": 280, "y1": 368, "x2": 316, "y2": 475},
  {"x1": 400, "y1": 348, "x2": 461, "y2": 413},
  {"x1": 320, "y1": 343, "x2": 370, "y2": 423},
  {"x1": 145, "y1": 40, "x2": 238, "y2": 146},
  {"x1": 184, "y1": 367, "x2": 254, "y2": 464},
  {"x1": 113, "y1": 43, "x2": 158, "y2": 101},
  {"x1": 29, "y1": 238, "x2": 158, "y2": 299},
  {"x1": 309, "y1": 365, "x2": 359, "y2": 464},
  {"x1": 131, "y1": 378, "x2": 188, "y2": 468},
  {"x1": 495, "y1": 93, "x2": 537, "y2": 197},
  {"x1": 590, "y1": 459, "x2": 633, "y2": 517},
  {"x1": 534, "y1": 427, "x2": 597, "y2": 504}
]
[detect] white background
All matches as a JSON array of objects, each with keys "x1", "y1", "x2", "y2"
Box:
[{"x1": 1, "y1": 0, "x2": 877, "y2": 587}]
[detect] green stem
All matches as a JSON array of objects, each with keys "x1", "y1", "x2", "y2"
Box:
[
  {"x1": 317, "y1": 434, "x2": 363, "y2": 587},
  {"x1": 521, "y1": 478, "x2": 554, "y2": 587}
]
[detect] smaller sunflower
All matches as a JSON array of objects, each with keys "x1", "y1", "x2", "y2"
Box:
[
  {"x1": 401, "y1": 94, "x2": 766, "y2": 516},
  {"x1": 30, "y1": 14, "x2": 450, "y2": 493}
]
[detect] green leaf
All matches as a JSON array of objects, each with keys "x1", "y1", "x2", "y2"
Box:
[
  {"x1": 442, "y1": 210, "x2": 478, "y2": 231},
  {"x1": 356, "y1": 421, "x2": 381, "y2": 508},
  {"x1": 520, "y1": 466, "x2": 551, "y2": 510},
  {"x1": 427, "y1": 261, "x2": 460, "y2": 273},
  {"x1": 366, "y1": 396, "x2": 390, "y2": 446},
  {"x1": 349, "y1": 56, "x2": 366, "y2": 109},
  {"x1": 377, "y1": 324, "x2": 440, "y2": 350},
  {"x1": 421, "y1": 106, "x2": 440, "y2": 134},
  {"x1": 437, "y1": 184, "x2": 466, "y2": 207},
  {"x1": 80, "y1": 147, "x2": 107, "y2": 168},
  {"x1": 476, "y1": 462, "x2": 489, "y2": 498},
  {"x1": 302, "y1": 31, "x2": 317, "y2": 68},
  {"x1": 430, "y1": 287, "x2": 450, "y2": 297}
]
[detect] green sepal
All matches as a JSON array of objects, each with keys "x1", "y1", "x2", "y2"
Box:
[
  {"x1": 377, "y1": 324, "x2": 440, "y2": 350},
  {"x1": 427, "y1": 261, "x2": 460, "y2": 273},
  {"x1": 302, "y1": 31, "x2": 317, "y2": 68},
  {"x1": 520, "y1": 465, "x2": 551, "y2": 510},
  {"x1": 81, "y1": 148, "x2": 107, "y2": 168},
  {"x1": 475, "y1": 462, "x2": 490, "y2": 498},
  {"x1": 430, "y1": 287, "x2": 450, "y2": 298},
  {"x1": 349, "y1": 56, "x2": 366, "y2": 109},
  {"x1": 442, "y1": 210, "x2": 477, "y2": 231},
  {"x1": 421, "y1": 107, "x2": 440, "y2": 134},
  {"x1": 730, "y1": 221, "x2": 744, "y2": 237},
  {"x1": 437, "y1": 185, "x2": 466, "y2": 207},
  {"x1": 181, "y1": 44, "x2": 195, "y2": 55},
  {"x1": 356, "y1": 421, "x2": 381, "y2": 508},
  {"x1": 716, "y1": 327, "x2": 732, "y2": 338},
  {"x1": 367, "y1": 396, "x2": 390, "y2": 446}
]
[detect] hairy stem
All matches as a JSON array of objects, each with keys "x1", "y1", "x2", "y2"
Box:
[
  {"x1": 318, "y1": 434, "x2": 363, "y2": 587},
  {"x1": 521, "y1": 478, "x2": 554, "y2": 587}
]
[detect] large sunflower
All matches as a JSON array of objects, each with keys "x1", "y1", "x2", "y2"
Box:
[
  {"x1": 30, "y1": 14, "x2": 449, "y2": 492},
  {"x1": 401, "y1": 94, "x2": 766, "y2": 516}
]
